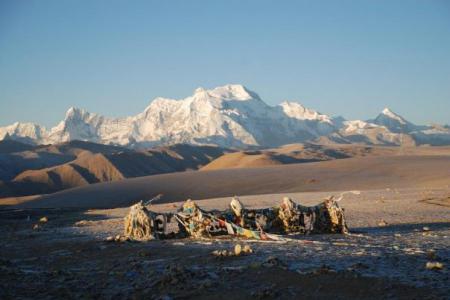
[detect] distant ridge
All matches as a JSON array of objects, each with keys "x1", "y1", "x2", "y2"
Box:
[{"x1": 0, "y1": 138, "x2": 35, "y2": 153}]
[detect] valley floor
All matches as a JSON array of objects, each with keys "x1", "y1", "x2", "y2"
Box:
[{"x1": 1, "y1": 188, "x2": 449, "y2": 299}]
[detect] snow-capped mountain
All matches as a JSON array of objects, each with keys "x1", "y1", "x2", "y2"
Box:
[
  {"x1": 371, "y1": 108, "x2": 419, "y2": 133},
  {"x1": 0, "y1": 84, "x2": 448, "y2": 148},
  {"x1": 410, "y1": 124, "x2": 450, "y2": 146},
  {"x1": 0, "y1": 122, "x2": 47, "y2": 145},
  {"x1": 330, "y1": 118, "x2": 417, "y2": 146}
]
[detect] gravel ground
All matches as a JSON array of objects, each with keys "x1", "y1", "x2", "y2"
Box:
[{"x1": 0, "y1": 188, "x2": 449, "y2": 299}]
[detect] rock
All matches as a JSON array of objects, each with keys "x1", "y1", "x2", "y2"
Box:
[
  {"x1": 211, "y1": 249, "x2": 231, "y2": 257},
  {"x1": 263, "y1": 256, "x2": 283, "y2": 267},
  {"x1": 333, "y1": 242, "x2": 350, "y2": 246},
  {"x1": 422, "y1": 226, "x2": 430, "y2": 232},
  {"x1": 213, "y1": 245, "x2": 252, "y2": 257},
  {"x1": 313, "y1": 265, "x2": 336, "y2": 275},
  {"x1": 105, "y1": 236, "x2": 114, "y2": 242},
  {"x1": 426, "y1": 261, "x2": 444, "y2": 270},
  {"x1": 348, "y1": 262, "x2": 370, "y2": 271},
  {"x1": 119, "y1": 236, "x2": 130, "y2": 242},
  {"x1": 242, "y1": 245, "x2": 253, "y2": 254},
  {"x1": 378, "y1": 220, "x2": 388, "y2": 227},
  {"x1": 157, "y1": 264, "x2": 194, "y2": 287},
  {"x1": 234, "y1": 244, "x2": 242, "y2": 256},
  {"x1": 200, "y1": 279, "x2": 213, "y2": 288}
]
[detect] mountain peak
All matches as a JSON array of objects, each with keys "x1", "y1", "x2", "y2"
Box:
[
  {"x1": 382, "y1": 107, "x2": 393, "y2": 114},
  {"x1": 194, "y1": 87, "x2": 207, "y2": 94},
  {"x1": 66, "y1": 106, "x2": 81, "y2": 115},
  {"x1": 379, "y1": 107, "x2": 407, "y2": 124},
  {"x1": 280, "y1": 101, "x2": 333, "y2": 124},
  {"x1": 371, "y1": 107, "x2": 417, "y2": 133},
  {"x1": 209, "y1": 84, "x2": 260, "y2": 101},
  {"x1": 65, "y1": 107, "x2": 91, "y2": 119}
]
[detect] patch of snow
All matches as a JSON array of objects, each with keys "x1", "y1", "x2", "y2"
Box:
[{"x1": 381, "y1": 108, "x2": 407, "y2": 125}]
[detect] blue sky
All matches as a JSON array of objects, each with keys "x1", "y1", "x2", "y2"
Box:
[{"x1": 0, "y1": 0, "x2": 449, "y2": 127}]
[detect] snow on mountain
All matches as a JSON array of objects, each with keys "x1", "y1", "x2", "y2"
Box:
[
  {"x1": 380, "y1": 108, "x2": 407, "y2": 124},
  {"x1": 1, "y1": 84, "x2": 449, "y2": 147},
  {"x1": 410, "y1": 124, "x2": 450, "y2": 146},
  {"x1": 47, "y1": 107, "x2": 137, "y2": 146},
  {"x1": 334, "y1": 119, "x2": 416, "y2": 146},
  {"x1": 280, "y1": 102, "x2": 331, "y2": 123},
  {"x1": 371, "y1": 108, "x2": 418, "y2": 133},
  {"x1": 0, "y1": 122, "x2": 47, "y2": 145},
  {"x1": 342, "y1": 120, "x2": 379, "y2": 134},
  {"x1": 208, "y1": 84, "x2": 259, "y2": 101},
  {"x1": 47, "y1": 107, "x2": 102, "y2": 143}
]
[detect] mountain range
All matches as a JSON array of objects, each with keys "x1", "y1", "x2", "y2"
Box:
[{"x1": 1, "y1": 84, "x2": 449, "y2": 148}]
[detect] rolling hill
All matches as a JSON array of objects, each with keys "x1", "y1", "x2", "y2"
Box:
[
  {"x1": 0, "y1": 142, "x2": 230, "y2": 197},
  {"x1": 201, "y1": 143, "x2": 405, "y2": 170},
  {"x1": 9, "y1": 154, "x2": 450, "y2": 209}
]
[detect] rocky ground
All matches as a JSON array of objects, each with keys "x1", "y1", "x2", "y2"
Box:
[{"x1": 0, "y1": 188, "x2": 449, "y2": 299}]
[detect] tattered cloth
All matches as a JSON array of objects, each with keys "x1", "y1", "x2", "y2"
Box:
[{"x1": 124, "y1": 196, "x2": 349, "y2": 241}]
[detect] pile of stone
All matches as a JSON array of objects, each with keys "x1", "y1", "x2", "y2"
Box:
[{"x1": 123, "y1": 194, "x2": 349, "y2": 241}]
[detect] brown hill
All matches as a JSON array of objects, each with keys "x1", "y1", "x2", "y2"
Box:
[
  {"x1": 75, "y1": 152, "x2": 125, "y2": 182},
  {"x1": 12, "y1": 151, "x2": 125, "y2": 195},
  {"x1": 14, "y1": 164, "x2": 90, "y2": 193},
  {"x1": 0, "y1": 140, "x2": 127, "y2": 181},
  {"x1": 3, "y1": 144, "x2": 230, "y2": 197},
  {"x1": 108, "y1": 144, "x2": 229, "y2": 177},
  {"x1": 11, "y1": 154, "x2": 450, "y2": 209},
  {"x1": 201, "y1": 143, "x2": 397, "y2": 170},
  {"x1": 201, "y1": 151, "x2": 283, "y2": 170}
]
